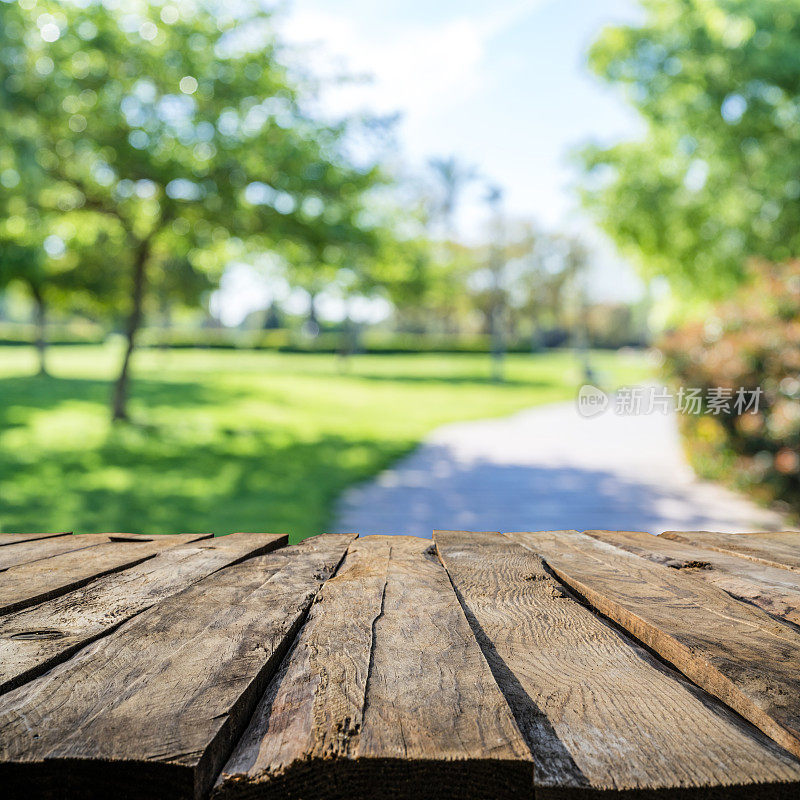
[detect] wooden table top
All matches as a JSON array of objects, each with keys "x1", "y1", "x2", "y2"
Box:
[{"x1": 0, "y1": 528, "x2": 799, "y2": 799}]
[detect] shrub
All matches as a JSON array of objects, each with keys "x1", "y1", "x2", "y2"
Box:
[
  {"x1": 660, "y1": 260, "x2": 800, "y2": 517},
  {"x1": 137, "y1": 329, "x2": 539, "y2": 355},
  {"x1": 0, "y1": 321, "x2": 106, "y2": 346}
]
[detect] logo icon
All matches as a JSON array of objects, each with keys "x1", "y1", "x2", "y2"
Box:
[{"x1": 577, "y1": 384, "x2": 608, "y2": 418}]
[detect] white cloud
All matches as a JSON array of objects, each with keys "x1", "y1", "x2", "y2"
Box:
[
  {"x1": 279, "y1": 0, "x2": 547, "y2": 135},
  {"x1": 265, "y1": 0, "x2": 646, "y2": 305}
]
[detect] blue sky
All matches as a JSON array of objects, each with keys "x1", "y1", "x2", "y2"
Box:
[
  {"x1": 279, "y1": 0, "x2": 643, "y2": 228},
  {"x1": 215, "y1": 0, "x2": 647, "y2": 323}
]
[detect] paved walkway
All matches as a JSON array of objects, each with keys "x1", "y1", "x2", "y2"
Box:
[{"x1": 334, "y1": 402, "x2": 790, "y2": 537}]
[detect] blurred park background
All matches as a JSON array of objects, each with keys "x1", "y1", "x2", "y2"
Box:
[{"x1": 0, "y1": 0, "x2": 798, "y2": 540}]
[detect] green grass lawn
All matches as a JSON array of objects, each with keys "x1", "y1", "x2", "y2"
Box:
[{"x1": 0, "y1": 344, "x2": 651, "y2": 541}]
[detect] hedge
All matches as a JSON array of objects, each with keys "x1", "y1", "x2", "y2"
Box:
[{"x1": 660, "y1": 259, "x2": 800, "y2": 518}]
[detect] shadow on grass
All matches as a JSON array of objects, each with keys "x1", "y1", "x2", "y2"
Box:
[
  {"x1": 0, "y1": 428, "x2": 411, "y2": 543},
  {"x1": 0, "y1": 374, "x2": 413, "y2": 543},
  {"x1": 0, "y1": 374, "x2": 240, "y2": 422}
]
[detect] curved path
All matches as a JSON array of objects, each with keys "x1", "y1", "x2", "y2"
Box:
[{"x1": 334, "y1": 402, "x2": 790, "y2": 537}]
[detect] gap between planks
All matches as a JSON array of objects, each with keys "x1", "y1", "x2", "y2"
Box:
[
  {"x1": 0, "y1": 534, "x2": 354, "y2": 800},
  {"x1": 2, "y1": 531, "x2": 800, "y2": 800},
  {"x1": 584, "y1": 530, "x2": 800, "y2": 631},
  {"x1": 215, "y1": 535, "x2": 533, "y2": 800},
  {"x1": 0, "y1": 532, "x2": 72, "y2": 548},
  {"x1": 510, "y1": 530, "x2": 800, "y2": 763},
  {"x1": 434, "y1": 530, "x2": 800, "y2": 798},
  {"x1": 661, "y1": 531, "x2": 800, "y2": 574},
  {"x1": 0, "y1": 533, "x2": 288, "y2": 694},
  {"x1": 0, "y1": 533, "x2": 212, "y2": 615}
]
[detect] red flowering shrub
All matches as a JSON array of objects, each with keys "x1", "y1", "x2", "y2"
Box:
[{"x1": 660, "y1": 260, "x2": 800, "y2": 517}]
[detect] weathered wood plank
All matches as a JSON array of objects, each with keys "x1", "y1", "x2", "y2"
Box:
[
  {"x1": 0, "y1": 532, "x2": 208, "y2": 572},
  {"x1": 0, "y1": 532, "x2": 71, "y2": 548},
  {"x1": 512, "y1": 530, "x2": 800, "y2": 762},
  {"x1": 0, "y1": 533, "x2": 352, "y2": 800},
  {"x1": 215, "y1": 536, "x2": 532, "y2": 800},
  {"x1": 0, "y1": 533, "x2": 288, "y2": 694},
  {"x1": 0, "y1": 533, "x2": 215, "y2": 615},
  {"x1": 587, "y1": 530, "x2": 800, "y2": 628},
  {"x1": 662, "y1": 531, "x2": 800, "y2": 573},
  {"x1": 0, "y1": 534, "x2": 109, "y2": 571},
  {"x1": 434, "y1": 530, "x2": 800, "y2": 797}
]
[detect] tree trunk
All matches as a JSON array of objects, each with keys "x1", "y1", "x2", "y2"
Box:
[
  {"x1": 490, "y1": 305, "x2": 505, "y2": 383},
  {"x1": 530, "y1": 311, "x2": 542, "y2": 353},
  {"x1": 30, "y1": 285, "x2": 48, "y2": 377},
  {"x1": 488, "y1": 278, "x2": 505, "y2": 383},
  {"x1": 337, "y1": 306, "x2": 357, "y2": 371},
  {"x1": 160, "y1": 298, "x2": 172, "y2": 351},
  {"x1": 262, "y1": 301, "x2": 281, "y2": 330},
  {"x1": 305, "y1": 293, "x2": 320, "y2": 340},
  {"x1": 111, "y1": 240, "x2": 150, "y2": 421}
]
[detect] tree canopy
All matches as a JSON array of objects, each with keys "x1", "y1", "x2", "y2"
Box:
[
  {"x1": 580, "y1": 0, "x2": 800, "y2": 299},
  {"x1": 0, "y1": 0, "x2": 387, "y2": 415}
]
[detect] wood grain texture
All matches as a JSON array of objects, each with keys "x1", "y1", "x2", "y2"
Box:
[
  {"x1": 511, "y1": 531, "x2": 800, "y2": 762},
  {"x1": 0, "y1": 534, "x2": 216, "y2": 615},
  {"x1": 662, "y1": 531, "x2": 800, "y2": 573},
  {"x1": 0, "y1": 533, "x2": 287, "y2": 694},
  {"x1": 586, "y1": 530, "x2": 800, "y2": 629},
  {"x1": 0, "y1": 534, "x2": 114, "y2": 571},
  {"x1": 435, "y1": 530, "x2": 800, "y2": 798},
  {"x1": 215, "y1": 535, "x2": 532, "y2": 800},
  {"x1": 0, "y1": 533, "x2": 353, "y2": 800},
  {"x1": 0, "y1": 532, "x2": 71, "y2": 547},
  {"x1": 0, "y1": 532, "x2": 208, "y2": 572}
]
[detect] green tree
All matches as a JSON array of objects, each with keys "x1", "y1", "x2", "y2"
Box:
[
  {"x1": 0, "y1": 0, "x2": 82, "y2": 373},
  {"x1": 580, "y1": 0, "x2": 800, "y2": 299},
  {"x1": 502, "y1": 227, "x2": 589, "y2": 351},
  {"x1": 0, "y1": 241, "x2": 48, "y2": 374},
  {"x1": 0, "y1": 190, "x2": 114, "y2": 376},
  {"x1": 1, "y1": 0, "x2": 384, "y2": 419}
]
